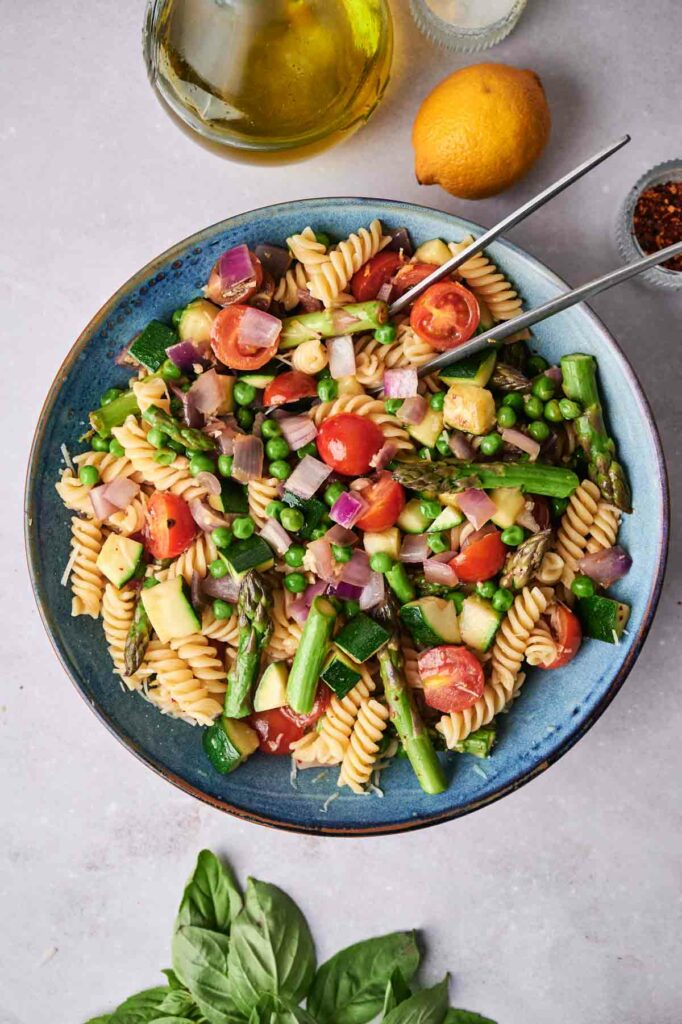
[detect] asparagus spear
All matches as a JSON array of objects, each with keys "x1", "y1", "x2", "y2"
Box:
[
  {"x1": 287, "y1": 597, "x2": 337, "y2": 714},
  {"x1": 124, "y1": 595, "x2": 151, "y2": 676},
  {"x1": 373, "y1": 598, "x2": 446, "y2": 795},
  {"x1": 385, "y1": 562, "x2": 416, "y2": 605},
  {"x1": 489, "y1": 363, "x2": 532, "y2": 393},
  {"x1": 90, "y1": 390, "x2": 140, "y2": 436},
  {"x1": 560, "y1": 354, "x2": 632, "y2": 512},
  {"x1": 392, "y1": 458, "x2": 579, "y2": 499},
  {"x1": 142, "y1": 405, "x2": 215, "y2": 452},
  {"x1": 279, "y1": 300, "x2": 388, "y2": 349},
  {"x1": 453, "y1": 726, "x2": 496, "y2": 758},
  {"x1": 499, "y1": 529, "x2": 552, "y2": 591},
  {"x1": 223, "y1": 571, "x2": 273, "y2": 719}
]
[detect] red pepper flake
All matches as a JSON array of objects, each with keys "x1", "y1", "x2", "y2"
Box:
[{"x1": 632, "y1": 181, "x2": 682, "y2": 272}]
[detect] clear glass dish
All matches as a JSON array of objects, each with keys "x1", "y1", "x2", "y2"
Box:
[
  {"x1": 409, "y1": 0, "x2": 527, "y2": 52},
  {"x1": 616, "y1": 159, "x2": 682, "y2": 291}
]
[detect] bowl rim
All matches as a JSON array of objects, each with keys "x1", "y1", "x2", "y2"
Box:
[{"x1": 24, "y1": 196, "x2": 670, "y2": 836}]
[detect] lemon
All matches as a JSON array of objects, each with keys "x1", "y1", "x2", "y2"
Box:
[{"x1": 413, "y1": 63, "x2": 551, "y2": 200}]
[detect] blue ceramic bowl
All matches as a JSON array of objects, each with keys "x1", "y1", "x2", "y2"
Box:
[{"x1": 25, "y1": 199, "x2": 668, "y2": 835}]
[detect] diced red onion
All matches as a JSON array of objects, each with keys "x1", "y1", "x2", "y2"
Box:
[
  {"x1": 203, "y1": 416, "x2": 241, "y2": 455},
  {"x1": 297, "y1": 290, "x2": 324, "y2": 313},
  {"x1": 307, "y1": 538, "x2": 335, "y2": 581},
  {"x1": 236, "y1": 307, "x2": 282, "y2": 351},
  {"x1": 231, "y1": 435, "x2": 264, "y2": 483},
  {"x1": 429, "y1": 549, "x2": 457, "y2": 563},
  {"x1": 286, "y1": 455, "x2": 332, "y2": 499},
  {"x1": 202, "y1": 574, "x2": 240, "y2": 602},
  {"x1": 325, "y1": 524, "x2": 358, "y2": 547},
  {"x1": 424, "y1": 559, "x2": 458, "y2": 586},
  {"x1": 195, "y1": 471, "x2": 221, "y2": 496},
  {"x1": 190, "y1": 368, "x2": 233, "y2": 416},
  {"x1": 171, "y1": 384, "x2": 203, "y2": 429},
  {"x1": 359, "y1": 571, "x2": 385, "y2": 610},
  {"x1": 166, "y1": 340, "x2": 209, "y2": 374},
  {"x1": 397, "y1": 395, "x2": 428, "y2": 425},
  {"x1": 259, "y1": 517, "x2": 292, "y2": 555},
  {"x1": 218, "y1": 244, "x2": 253, "y2": 285},
  {"x1": 331, "y1": 309, "x2": 360, "y2": 334},
  {"x1": 189, "y1": 498, "x2": 228, "y2": 533},
  {"x1": 577, "y1": 546, "x2": 632, "y2": 587},
  {"x1": 328, "y1": 580, "x2": 364, "y2": 601},
  {"x1": 89, "y1": 485, "x2": 119, "y2": 520},
  {"x1": 544, "y1": 365, "x2": 563, "y2": 385},
  {"x1": 459, "y1": 522, "x2": 476, "y2": 549},
  {"x1": 448, "y1": 431, "x2": 475, "y2": 460},
  {"x1": 376, "y1": 281, "x2": 394, "y2": 303},
  {"x1": 327, "y1": 336, "x2": 356, "y2": 380},
  {"x1": 288, "y1": 597, "x2": 310, "y2": 625},
  {"x1": 501, "y1": 428, "x2": 541, "y2": 461},
  {"x1": 305, "y1": 579, "x2": 328, "y2": 605},
  {"x1": 339, "y1": 549, "x2": 371, "y2": 587},
  {"x1": 449, "y1": 524, "x2": 464, "y2": 552},
  {"x1": 101, "y1": 477, "x2": 139, "y2": 510},
  {"x1": 461, "y1": 523, "x2": 496, "y2": 551},
  {"x1": 254, "y1": 244, "x2": 292, "y2": 280},
  {"x1": 385, "y1": 226, "x2": 413, "y2": 256},
  {"x1": 370, "y1": 441, "x2": 398, "y2": 471},
  {"x1": 516, "y1": 506, "x2": 541, "y2": 533},
  {"x1": 399, "y1": 534, "x2": 430, "y2": 563},
  {"x1": 278, "y1": 414, "x2": 318, "y2": 451},
  {"x1": 384, "y1": 367, "x2": 418, "y2": 399},
  {"x1": 330, "y1": 490, "x2": 369, "y2": 529},
  {"x1": 457, "y1": 488, "x2": 497, "y2": 530},
  {"x1": 287, "y1": 579, "x2": 327, "y2": 624}
]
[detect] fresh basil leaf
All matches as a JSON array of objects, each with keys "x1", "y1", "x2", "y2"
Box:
[
  {"x1": 154, "y1": 990, "x2": 202, "y2": 1020},
  {"x1": 307, "y1": 930, "x2": 420, "y2": 1024},
  {"x1": 84, "y1": 1017, "x2": 113, "y2": 1023},
  {"x1": 175, "y1": 851, "x2": 242, "y2": 936},
  {"x1": 109, "y1": 987, "x2": 170, "y2": 1024},
  {"x1": 226, "y1": 878, "x2": 316, "y2": 1016},
  {"x1": 249, "y1": 994, "x2": 317, "y2": 1024},
  {"x1": 171, "y1": 925, "x2": 238, "y2": 1024},
  {"x1": 382, "y1": 977, "x2": 449, "y2": 1024},
  {"x1": 161, "y1": 970, "x2": 185, "y2": 991},
  {"x1": 149, "y1": 1018, "x2": 198, "y2": 1023},
  {"x1": 382, "y1": 968, "x2": 412, "y2": 1018},
  {"x1": 444, "y1": 1011, "x2": 496, "y2": 1024}
]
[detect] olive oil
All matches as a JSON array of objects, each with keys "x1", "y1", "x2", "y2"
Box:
[{"x1": 144, "y1": 0, "x2": 393, "y2": 159}]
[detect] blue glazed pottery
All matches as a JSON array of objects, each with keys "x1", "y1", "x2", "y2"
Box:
[{"x1": 25, "y1": 199, "x2": 669, "y2": 835}]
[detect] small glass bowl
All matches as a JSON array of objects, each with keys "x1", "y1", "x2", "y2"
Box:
[
  {"x1": 616, "y1": 159, "x2": 682, "y2": 291},
  {"x1": 409, "y1": 0, "x2": 527, "y2": 53}
]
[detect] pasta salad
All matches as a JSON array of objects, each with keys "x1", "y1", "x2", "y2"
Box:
[{"x1": 56, "y1": 220, "x2": 633, "y2": 796}]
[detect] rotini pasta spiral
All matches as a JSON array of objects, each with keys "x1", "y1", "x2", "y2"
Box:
[
  {"x1": 111, "y1": 416, "x2": 208, "y2": 504},
  {"x1": 56, "y1": 451, "x2": 139, "y2": 514},
  {"x1": 286, "y1": 226, "x2": 329, "y2": 276},
  {"x1": 402, "y1": 643, "x2": 422, "y2": 689},
  {"x1": 248, "y1": 477, "x2": 280, "y2": 528},
  {"x1": 398, "y1": 322, "x2": 436, "y2": 368},
  {"x1": 555, "y1": 480, "x2": 601, "y2": 587},
  {"x1": 338, "y1": 697, "x2": 389, "y2": 793},
  {"x1": 267, "y1": 590, "x2": 303, "y2": 661},
  {"x1": 535, "y1": 551, "x2": 565, "y2": 586},
  {"x1": 354, "y1": 332, "x2": 410, "y2": 389},
  {"x1": 448, "y1": 236, "x2": 523, "y2": 322},
  {"x1": 524, "y1": 621, "x2": 558, "y2": 668},
  {"x1": 437, "y1": 673, "x2": 527, "y2": 747},
  {"x1": 490, "y1": 586, "x2": 553, "y2": 691},
  {"x1": 308, "y1": 220, "x2": 389, "y2": 307},
  {"x1": 201, "y1": 607, "x2": 240, "y2": 648},
  {"x1": 101, "y1": 583, "x2": 152, "y2": 688},
  {"x1": 168, "y1": 633, "x2": 227, "y2": 688},
  {"x1": 107, "y1": 494, "x2": 147, "y2": 536},
  {"x1": 291, "y1": 338, "x2": 328, "y2": 375},
  {"x1": 309, "y1": 394, "x2": 413, "y2": 452},
  {"x1": 274, "y1": 262, "x2": 310, "y2": 311},
  {"x1": 586, "y1": 501, "x2": 621, "y2": 554},
  {"x1": 315, "y1": 667, "x2": 376, "y2": 764},
  {"x1": 69, "y1": 517, "x2": 105, "y2": 618},
  {"x1": 159, "y1": 532, "x2": 218, "y2": 585},
  {"x1": 143, "y1": 680, "x2": 193, "y2": 724},
  {"x1": 132, "y1": 376, "x2": 170, "y2": 414},
  {"x1": 289, "y1": 730, "x2": 339, "y2": 765},
  {"x1": 143, "y1": 640, "x2": 224, "y2": 726}
]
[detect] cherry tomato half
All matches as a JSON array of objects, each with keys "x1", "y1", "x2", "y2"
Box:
[
  {"x1": 351, "y1": 251, "x2": 404, "y2": 302},
  {"x1": 418, "y1": 645, "x2": 485, "y2": 713},
  {"x1": 205, "y1": 250, "x2": 263, "y2": 307},
  {"x1": 450, "y1": 527, "x2": 506, "y2": 583},
  {"x1": 211, "y1": 305, "x2": 279, "y2": 371},
  {"x1": 410, "y1": 281, "x2": 480, "y2": 352},
  {"x1": 250, "y1": 686, "x2": 331, "y2": 755},
  {"x1": 145, "y1": 492, "x2": 196, "y2": 560},
  {"x1": 542, "y1": 604, "x2": 582, "y2": 669},
  {"x1": 391, "y1": 262, "x2": 436, "y2": 298},
  {"x1": 263, "y1": 370, "x2": 318, "y2": 407},
  {"x1": 354, "y1": 473, "x2": 406, "y2": 532},
  {"x1": 316, "y1": 413, "x2": 385, "y2": 476}
]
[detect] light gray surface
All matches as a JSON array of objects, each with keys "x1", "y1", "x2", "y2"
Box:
[{"x1": 2, "y1": 2, "x2": 681, "y2": 1021}]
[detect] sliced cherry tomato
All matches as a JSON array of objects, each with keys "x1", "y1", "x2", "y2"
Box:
[
  {"x1": 211, "y1": 305, "x2": 279, "y2": 371},
  {"x1": 263, "y1": 370, "x2": 318, "y2": 407},
  {"x1": 450, "y1": 528, "x2": 506, "y2": 583},
  {"x1": 410, "y1": 281, "x2": 480, "y2": 352},
  {"x1": 250, "y1": 686, "x2": 331, "y2": 755},
  {"x1": 205, "y1": 251, "x2": 263, "y2": 307},
  {"x1": 542, "y1": 604, "x2": 582, "y2": 669},
  {"x1": 351, "y1": 251, "x2": 404, "y2": 302},
  {"x1": 391, "y1": 262, "x2": 436, "y2": 297},
  {"x1": 316, "y1": 413, "x2": 385, "y2": 476},
  {"x1": 418, "y1": 645, "x2": 485, "y2": 713},
  {"x1": 145, "y1": 492, "x2": 196, "y2": 560},
  {"x1": 354, "y1": 473, "x2": 406, "y2": 532}
]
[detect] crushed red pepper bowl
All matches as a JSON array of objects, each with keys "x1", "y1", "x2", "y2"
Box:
[{"x1": 617, "y1": 158, "x2": 682, "y2": 291}]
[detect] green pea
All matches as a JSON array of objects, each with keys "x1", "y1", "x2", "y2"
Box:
[
  {"x1": 428, "y1": 391, "x2": 445, "y2": 411},
  {"x1": 435, "y1": 432, "x2": 451, "y2": 456},
  {"x1": 213, "y1": 599, "x2": 233, "y2": 620},
  {"x1": 492, "y1": 587, "x2": 514, "y2": 612},
  {"x1": 147, "y1": 427, "x2": 167, "y2": 449},
  {"x1": 232, "y1": 516, "x2": 255, "y2": 540},
  {"x1": 384, "y1": 398, "x2": 403, "y2": 414},
  {"x1": 189, "y1": 453, "x2": 215, "y2": 477},
  {"x1": 309, "y1": 525, "x2": 328, "y2": 540},
  {"x1": 269, "y1": 459, "x2": 291, "y2": 481},
  {"x1": 142, "y1": 577, "x2": 159, "y2": 590},
  {"x1": 153, "y1": 449, "x2": 176, "y2": 466},
  {"x1": 524, "y1": 395, "x2": 544, "y2": 420},
  {"x1": 497, "y1": 405, "x2": 517, "y2": 429},
  {"x1": 477, "y1": 581, "x2": 497, "y2": 599},
  {"x1": 420, "y1": 498, "x2": 441, "y2": 521},
  {"x1": 160, "y1": 359, "x2": 182, "y2": 381},
  {"x1": 100, "y1": 387, "x2": 121, "y2": 407},
  {"x1": 427, "y1": 532, "x2": 448, "y2": 554},
  {"x1": 284, "y1": 544, "x2": 306, "y2": 568},
  {"x1": 559, "y1": 398, "x2": 581, "y2": 421},
  {"x1": 571, "y1": 575, "x2": 596, "y2": 599},
  {"x1": 332, "y1": 543, "x2": 353, "y2": 563},
  {"x1": 78, "y1": 464, "x2": 100, "y2": 487},
  {"x1": 374, "y1": 324, "x2": 397, "y2": 346},
  {"x1": 284, "y1": 572, "x2": 308, "y2": 594},
  {"x1": 369, "y1": 551, "x2": 393, "y2": 574},
  {"x1": 180, "y1": 381, "x2": 192, "y2": 393},
  {"x1": 528, "y1": 355, "x2": 549, "y2": 375},
  {"x1": 551, "y1": 497, "x2": 569, "y2": 518},
  {"x1": 109, "y1": 438, "x2": 125, "y2": 458},
  {"x1": 234, "y1": 380, "x2": 256, "y2": 406},
  {"x1": 261, "y1": 418, "x2": 282, "y2": 439},
  {"x1": 171, "y1": 308, "x2": 184, "y2": 327},
  {"x1": 296, "y1": 442, "x2": 318, "y2": 459},
  {"x1": 91, "y1": 435, "x2": 110, "y2": 452},
  {"x1": 167, "y1": 438, "x2": 185, "y2": 453},
  {"x1": 532, "y1": 375, "x2": 555, "y2": 401},
  {"x1": 502, "y1": 393, "x2": 525, "y2": 411},
  {"x1": 544, "y1": 400, "x2": 563, "y2": 423},
  {"x1": 418, "y1": 447, "x2": 432, "y2": 461},
  {"x1": 209, "y1": 558, "x2": 228, "y2": 579},
  {"x1": 343, "y1": 599, "x2": 360, "y2": 619},
  {"x1": 236, "y1": 407, "x2": 254, "y2": 430},
  {"x1": 280, "y1": 508, "x2": 304, "y2": 533},
  {"x1": 500, "y1": 525, "x2": 525, "y2": 547},
  {"x1": 317, "y1": 377, "x2": 338, "y2": 402},
  {"x1": 528, "y1": 420, "x2": 550, "y2": 442},
  {"x1": 217, "y1": 454, "x2": 233, "y2": 478},
  {"x1": 314, "y1": 231, "x2": 331, "y2": 248},
  {"x1": 266, "y1": 437, "x2": 290, "y2": 461},
  {"x1": 480, "y1": 432, "x2": 503, "y2": 456},
  {"x1": 212, "y1": 527, "x2": 233, "y2": 550},
  {"x1": 324, "y1": 482, "x2": 345, "y2": 507},
  {"x1": 265, "y1": 500, "x2": 286, "y2": 521}
]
